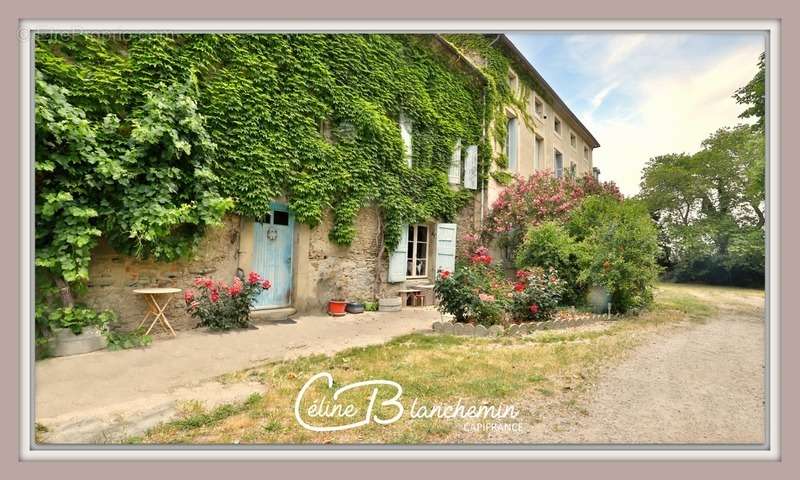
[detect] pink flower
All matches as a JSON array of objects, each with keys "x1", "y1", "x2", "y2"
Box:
[
  {"x1": 188, "y1": 300, "x2": 199, "y2": 311},
  {"x1": 228, "y1": 277, "x2": 243, "y2": 297},
  {"x1": 478, "y1": 293, "x2": 495, "y2": 302},
  {"x1": 210, "y1": 289, "x2": 220, "y2": 303},
  {"x1": 247, "y1": 271, "x2": 261, "y2": 285},
  {"x1": 529, "y1": 304, "x2": 540, "y2": 315},
  {"x1": 261, "y1": 279, "x2": 272, "y2": 290},
  {"x1": 513, "y1": 282, "x2": 525, "y2": 292},
  {"x1": 183, "y1": 290, "x2": 195, "y2": 305},
  {"x1": 439, "y1": 270, "x2": 451, "y2": 279}
]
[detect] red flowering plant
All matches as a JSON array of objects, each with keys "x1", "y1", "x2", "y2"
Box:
[
  {"x1": 483, "y1": 172, "x2": 622, "y2": 254},
  {"x1": 433, "y1": 246, "x2": 511, "y2": 326},
  {"x1": 184, "y1": 272, "x2": 271, "y2": 331},
  {"x1": 509, "y1": 267, "x2": 564, "y2": 322}
]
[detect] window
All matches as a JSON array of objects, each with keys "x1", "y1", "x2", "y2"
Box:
[
  {"x1": 399, "y1": 112, "x2": 413, "y2": 166},
  {"x1": 508, "y1": 70, "x2": 519, "y2": 94},
  {"x1": 570, "y1": 132, "x2": 577, "y2": 149},
  {"x1": 534, "y1": 97, "x2": 544, "y2": 119},
  {"x1": 553, "y1": 116, "x2": 562, "y2": 136},
  {"x1": 584, "y1": 145, "x2": 590, "y2": 161},
  {"x1": 569, "y1": 162, "x2": 577, "y2": 178},
  {"x1": 406, "y1": 224, "x2": 429, "y2": 278},
  {"x1": 534, "y1": 135, "x2": 544, "y2": 171},
  {"x1": 506, "y1": 116, "x2": 518, "y2": 172},
  {"x1": 554, "y1": 149, "x2": 564, "y2": 178}
]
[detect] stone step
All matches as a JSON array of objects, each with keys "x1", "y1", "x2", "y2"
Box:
[{"x1": 249, "y1": 307, "x2": 297, "y2": 324}]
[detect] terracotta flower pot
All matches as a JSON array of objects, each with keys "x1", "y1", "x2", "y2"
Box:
[{"x1": 327, "y1": 300, "x2": 348, "y2": 316}]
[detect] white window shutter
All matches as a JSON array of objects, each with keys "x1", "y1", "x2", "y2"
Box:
[
  {"x1": 507, "y1": 118, "x2": 518, "y2": 172},
  {"x1": 387, "y1": 225, "x2": 409, "y2": 283},
  {"x1": 448, "y1": 139, "x2": 462, "y2": 184},
  {"x1": 399, "y1": 112, "x2": 413, "y2": 167},
  {"x1": 463, "y1": 145, "x2": 478, "y2": 190},
  {"x1": 435, "y1": 223, "x2": 457, "y2": 277}
]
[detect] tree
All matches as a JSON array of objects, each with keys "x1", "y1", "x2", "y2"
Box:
[
  {"x1": 733, "y1": 51, "x2": 765, "y2": 131},
  {"x1": 637, "y1": 125, "x2": 765, "y2": 286}
]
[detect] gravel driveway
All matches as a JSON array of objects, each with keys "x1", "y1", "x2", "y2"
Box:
[{"x1": 486, "y1": 288, "x2": 766, "y2": 444}]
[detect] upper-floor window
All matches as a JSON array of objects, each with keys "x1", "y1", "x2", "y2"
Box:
[
  {"x1": 554, "y1": 149, "x2": 564, "y2": 178},
  {"x1": 406, "y1": 224, "x2": 429, "y2": 278},
  {"x1": 399, "y1": 112, "x2": 413, "y2": 166},
  {"x1": 534, "y1": 135, "x2": 544, "y2": 172},
  {"x1": 508, "y1": 70, "x2": 519, "y2": 95},
  {"x1": 584, "y1": 145, "x2": 590, "y2": 161},
  {"x1": 534, "y1": 97, "x2": 544, "y2": 119},
  {"x1": 506, "y1": 116, "x2": 518, "y2": 172},
  {"x1": 569, "y1": 162, "x2": 577, "y2": 178},
  {"x1": 570, "y1": 132, "x2": 577, "y2": 149},
  {"x1": 554, "y1": 116, "x2": 562, "y2": 136}
]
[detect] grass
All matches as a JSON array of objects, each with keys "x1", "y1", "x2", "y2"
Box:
[{"x1": 135, "y1": 283, "x2": 762, "y2": 445}]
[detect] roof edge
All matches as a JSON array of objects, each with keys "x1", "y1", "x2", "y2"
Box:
[{"x1": 496, "y1": 34, "x2": 600, "y2": 149}]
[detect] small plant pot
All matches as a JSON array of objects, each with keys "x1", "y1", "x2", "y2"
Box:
[
  {"x1": 327, "y1": 300, "x2": 348, "y2": 316},
  {"x1": 346, "y1": 302, "x2": 365, "y2": 314},
  {"x1": 378, "y1": 297, "x2": 402, "y2": 312},
  {"x1": 51, "y1": 326, "x2": 107, "y2": 357}
]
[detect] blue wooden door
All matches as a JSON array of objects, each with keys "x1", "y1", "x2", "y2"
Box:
[{"x1": 253, "y1": 203, "x2": 294, "y2": 309}]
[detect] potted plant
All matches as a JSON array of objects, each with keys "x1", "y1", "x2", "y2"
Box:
[
  {"x1": 46, "y1": 306, "x2": 115, "y2": 357},
  {"x1": 346, "y1": 300, "x2": 365, "y2": 314},
  {"x1": 328, "y1": 298, "x2": 348, "y2": 316}
]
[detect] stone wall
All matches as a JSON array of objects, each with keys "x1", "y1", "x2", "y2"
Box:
[{"x1": 83, "y1": 215, "x2": 242, "y2": 332}]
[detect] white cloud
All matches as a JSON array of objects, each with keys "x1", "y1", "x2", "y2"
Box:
[{"x1": 590, "y1": 42, "x2": 763, "y2": 196}]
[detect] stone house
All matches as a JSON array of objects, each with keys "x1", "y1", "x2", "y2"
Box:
[{"x1": 84, "y1": 34, "x2": 600, "y2": 331}]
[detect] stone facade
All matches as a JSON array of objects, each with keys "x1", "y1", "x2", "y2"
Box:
[{"x1": 84, "y1": 215, "x2": 242, "y2": 332}]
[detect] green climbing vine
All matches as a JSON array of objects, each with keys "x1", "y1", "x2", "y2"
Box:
[{"x1": 35, "y1": 33, "x2": 530, "y2": 300}]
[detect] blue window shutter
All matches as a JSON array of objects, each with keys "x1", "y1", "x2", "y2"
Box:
[
  {"x1": 463, "y1": 145, "x2": 478, "y2": 190},
  {"x1": 435, "y1": 223, "x2": 457, "y2": 277},
  {"x1": 387, "y1": 225, "x2": 409, "y2": 283}
]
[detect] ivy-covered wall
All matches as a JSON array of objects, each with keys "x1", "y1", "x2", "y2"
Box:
[{"x1": 36, "y1": 34, "x2": 486, "y2": 263}]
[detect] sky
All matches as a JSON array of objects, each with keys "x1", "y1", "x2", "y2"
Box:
[{"x1": 506, "y1": 32, "x2": 766, "y2": 196}]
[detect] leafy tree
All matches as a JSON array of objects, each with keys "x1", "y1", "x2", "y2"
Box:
[
  {"x1": 733, "y1": 51, "x2": 765, "y2": 131},
  {"x1": 637, "y1": 126, "x2": 765, "y2": 286}
]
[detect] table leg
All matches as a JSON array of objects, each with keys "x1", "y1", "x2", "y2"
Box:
[{"x1": 144, "y1": 294, "x2": 177, "y2": 337}]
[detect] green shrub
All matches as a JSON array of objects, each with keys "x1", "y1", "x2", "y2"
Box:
[
  {"x1": 107, "y1": 328, "x2": 153, "y2": 351},
  {"x1": 509, "y1": 267, "x2": 564, "y2": 321},
  {"x1": 433, "y1": 257, "x2": 510, "y2": 326},
  {"x1": 515, "y1": 221, "x2": 583, "y2": 305},
  {"x1": 46, "y1": 305, "x2": 115, "y2": 335},
  {"x1": 569, "y1": 197, "x2": 661, "y2": 313}
]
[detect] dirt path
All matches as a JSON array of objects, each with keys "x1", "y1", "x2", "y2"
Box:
[{"x1": 488, "y1": 289, "x2": 766, "y2": 444}]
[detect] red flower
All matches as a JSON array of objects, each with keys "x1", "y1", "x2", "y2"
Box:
[
  {"x1": 183, "y1": 290, "x2": 195, "y2": 305},
  {"x1": 513, "y1": 282, "x2": 525, "y2": 292},
  {"x1": 228, "y1": 278, "x2": 243, "y2": 297},
  {"x1": 247, "y1": 271, "x2": 261, "y2": 285},
  {"x1": 440, "y1": 270, "x2": 451, "y2": 279},
  {"x1": 261, "y1": 279, "x2": 272, "y2": 290},
  {"x1": 210, "y1": 289, "x2": 220, "y2": 303},
  {"x1": 529, "y1": 304, "x2": 540, "y2": 315},
  {"x1": 193, "y1": 277, "x2": 206, "y2": 287}
]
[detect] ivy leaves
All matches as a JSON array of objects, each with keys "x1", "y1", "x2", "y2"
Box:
[{"x1": 35, "y1": 69, "x2": 232, "y2": 286}]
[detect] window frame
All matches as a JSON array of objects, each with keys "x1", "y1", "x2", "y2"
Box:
[
  {"x1": 570, "y1": 131, "x2": 577, "y2": 149},
  {"x1": 584, "y1": 145, "x2": 590, "y2": 161},
  {"x1": 534, "y1": 135, "x2": 544, "y2": 171},
  {"x1": 406, "y1": 224, "x2": 430, "y2": 279},
  {"x1": 506, "y1": 115, "x2": 518, "y2": 173},
  {"x1": 553, "y1": 115, "x2": 563, "y2": 137},
  {"x1": 554, "y1": 148, "x2": 564, "y2": 178},
  {"x1": 533, "y1": 96, "x2": 544, "y2": 119}
]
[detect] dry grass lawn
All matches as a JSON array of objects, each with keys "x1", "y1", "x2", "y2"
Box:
[{"x1": 131, "y1": 283, "x2": 763, "y2": 445}]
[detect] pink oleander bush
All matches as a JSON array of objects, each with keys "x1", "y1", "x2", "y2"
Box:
[
  {"x1": 184, "y1": 272, "x2": 271, "y2": 331},
  {"x1": 483, "y1": 172, "x2": 622, "y2": 252}
]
